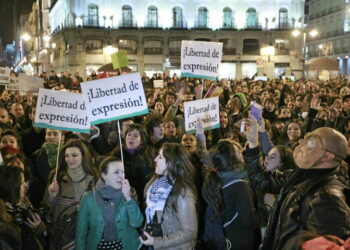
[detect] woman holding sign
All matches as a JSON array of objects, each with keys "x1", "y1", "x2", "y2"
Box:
[
  {"x1": 140, "y1": 143, "x2": 198, "y2": 249},
  {"x1": 45, "y1": 139, "x2": 98, "y2": 219},
  {"x1": 76, "y1": 157, "x2": 143, "y2": 250}
]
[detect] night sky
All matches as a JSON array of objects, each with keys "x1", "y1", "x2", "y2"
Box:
[{"x1": 0, "y1": 0, "x2": 36, "y2": 45}]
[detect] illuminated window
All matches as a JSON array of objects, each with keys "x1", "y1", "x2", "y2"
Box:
[
  {"x1": 88, "y1": 4, "x2": 99, "y2": 26},
  {"x1": 173, "y1": 6, "x2": 184, "y2": 28},
  {"x1": 122, "y1": 5, "x2": 133, "y2": 27},
  {"x1": 197, "y1": 7, "x2": 208, "y2": 28},
  {"x1": 246, "y1": 8, "x2": 258, "y2": 28},
  {"x1": 147, "y1": 6, "x2": 158, "y2": 27},
  {"x1": 223, "y1": 7, "x2": 234, "y2": 28},
  {"x1": 279, "y1": 8, "x2": 288, "y2": 28}
]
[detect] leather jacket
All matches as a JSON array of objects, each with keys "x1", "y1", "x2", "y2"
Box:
[
  {"x1": 152, "y1": 188, "x2": 198, "y2": 250},
  {"x1": 243, "y1": 147, "x2": 350, "y2": 250}
]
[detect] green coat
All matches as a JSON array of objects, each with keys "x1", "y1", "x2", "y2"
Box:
[{"x1": 75, "y1": 190, "x2": 143, "y2": 250}]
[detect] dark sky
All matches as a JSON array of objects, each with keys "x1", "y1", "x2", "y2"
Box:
[{"x1": 0, "y1": 0, "x2": 36, "y2": 45}]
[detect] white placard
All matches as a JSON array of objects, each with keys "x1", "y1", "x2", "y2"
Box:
[
  {"x1": 184, "y1": 97, "x2": 220, "y2": 132},
  {"x1": 153, "y1": 80, "x2": 163, "y2": 88},
  {"x1": 81, "y1": 72, "x2": 149, "y2": 125},
  {"x1": 181, "y1": 41, "x2": 223, "y2": 80},
  {"x1": 18, "y1": 74, "x2": 44, "y2": 92},
  {"x1": 0, "y1": 67, "x2": 11, "y2": 84},
  {"x1": 34, "y1": 88, "x2": 90, "y2": 133}
]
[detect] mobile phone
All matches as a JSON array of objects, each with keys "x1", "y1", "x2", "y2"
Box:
[
  {"x1": 251, "y1": 101, "x2": 263, "y2": 121},
  {"x1": 240, "y1": 120, "x2": 246, "y2": 132}
]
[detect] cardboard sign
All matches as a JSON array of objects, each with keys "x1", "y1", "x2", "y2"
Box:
[
  {"x1": 34, "y1": 88, "x2": 90, "y2": 133},
  {"x1": 153, "y1": 80, "x2": 163, "y2": 88},
  {"x1": 18, "y1": 74, "x2": 44, "y2": 93},
  {"x1": 81, "y1": 72, "x2": 149, "y2": 125},
  {"x1": 0, "y1": 67, "x2": 11, "y2": 84},
  {"x1": 204, "y1": 85, "x2": 223, "y2": 98},
  {"x1": 181, "y1": 41, "x2": 223, "y2": 80},
  {"x1": 111, "y1": 50, "x2": 129, "y2": 70},
  {"x1": 184, "y1": 97, "x2": 220, "y2": 133}
]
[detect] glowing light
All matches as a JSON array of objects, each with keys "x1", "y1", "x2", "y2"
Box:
[
  {"x1": 103, "y1": 45, "x2": 117, "y2": 54},
  {"x1": 292, "y1": 29, "x2": 301, "y2": 37},
  {"x1": 51, "y1": 43, "x2": 56, "y2": 48},
  {"x1": 43, "y1": 35, "x2": 51, "y2": 42},
  {"x1": 261, "y1": 46, "x2": 275, "y2": 56},
  {"x1": 21, "y1": 33, "x2": 31, "y2": 41},
  {"x1": 309, "y1": 30, "x2": 318, "y2": 37},
  {"x1": 318, "y1": 44, "x2": 323, "y2": 49}
]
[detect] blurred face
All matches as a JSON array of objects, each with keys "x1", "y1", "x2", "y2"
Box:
[
  {"x1": 125, "y1": 129, "x2": 141, "y2": 149},
  {"x1": 295, "y1": 97, "x2": 302, "y2": 108},
  {"x1": 147, "y1": 97, "x2": 155, "y2": 107},
  {"x1": 166, "y1": 95, "x2": 175, "y2": 106},
  {"x1": 181, "y1": 134, "x2": 196, "y2": 154},
  {"x1": 154, "y1": 102, "x2": 164, "y2": 115},
  {"x1": 316, "y1": 110, "x2": 328, "y2": 120},
  {"x1": 284, "y1": 95, "x2": 292, "y2": 105},
  {"x1": 102, "y1": 161, "x2": 124, "y2": 189},
  {"x1": 0, "y1": 108, "x2": 10, "y2": 123},
  {"x1": 220, "y1": 111, "x2": 228, "y2": 128},
  {"x1": 264, "y1": 147, "x2": 281, "y2": 171},
  {"x1": 154, "y1": 149, "x2": 168, "y2": 175},
  {"x1": 152, "y1": 124, "x2": 164, "y2": 141},
  {"x1": 279, "y1": 108, "x2": 291, "y2": 118},
  {"x1": 265, "y1": 101, "x2": 275, "y2": 112},
  {"x1": 343, "y1": 98, "x2": 350, "y2": 112},
  {"x1": 287, "y1": 123, "x2": 302, "y2": 141},
  {"x1": 7, "y1": 157, "x2": 25, "y2": 170},
  {"x1": 45, "y1": 129, "x2": 60, "y2": 143},
  {"x1": 164, "y1": 122, "x2": 176, "y2": 136},
  {"x1": 0, "y1": 135, "x2": 18, "y2": 149},
  {"x1": 294, "y1": 134, "x2": 325, "y2": 169},
  {"x1": 11, "y1": 104, "x2": 24, "y2": 118},
  {"x1": 65, "y1": 147, "x2": 83, "y2": 170},
  {"x1": 1, "y1": 91, "x2": 9, "y2": 101}
]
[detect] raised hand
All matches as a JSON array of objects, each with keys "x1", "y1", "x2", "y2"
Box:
[{"x1": 122, "y1": 179, "x2": 131, "y2": 201}]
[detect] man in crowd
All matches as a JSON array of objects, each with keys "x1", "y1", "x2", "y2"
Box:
[{"x1": 244, "y1": 118, "x2": 350, "y2": 250}]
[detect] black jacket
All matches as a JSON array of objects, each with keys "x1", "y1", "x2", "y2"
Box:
[{"x1": 243, "y1": 147, "x2": 350, "y2": 250}]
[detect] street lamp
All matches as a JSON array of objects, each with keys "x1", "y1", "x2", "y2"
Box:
[{"x1": 292, "y1": 28, "x2": 318, "y2": 79}]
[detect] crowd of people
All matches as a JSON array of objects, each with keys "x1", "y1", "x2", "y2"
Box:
[{"x1": 0, "y1": 70, "x2": 349, "y2": 250}]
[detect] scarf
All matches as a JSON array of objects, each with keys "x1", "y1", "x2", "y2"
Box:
[
  {"x1": 145, "y1": 176, "x2": 173, "y2": 223},
  {"x1": 67, "y1": 166, "x2": 87, "y2": 201},
  {"x1": 95, "y1": 179, "x2": 123, "y2": 242},
  {"x1": 42, "y1": 142, "x2": 58, "y2": 169}
]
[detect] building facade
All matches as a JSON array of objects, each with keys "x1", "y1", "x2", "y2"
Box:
[
  {"x1": 306, "y1": 0, "x2": 350, "y2": 77},
  {"x1": 48, "y1": 0, "x2": 305, "y2": 79}
]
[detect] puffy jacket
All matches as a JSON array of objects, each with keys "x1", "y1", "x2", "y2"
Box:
[{"x1": 243, "y1": 147, "x2": 350, "y2": 250}]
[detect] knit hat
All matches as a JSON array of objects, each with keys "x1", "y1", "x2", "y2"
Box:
[{"x1": 233, "y1": 93, "x2": 248, "y2": 109}]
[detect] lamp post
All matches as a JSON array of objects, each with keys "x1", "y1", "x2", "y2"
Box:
[{"x1": 292, "y1": 28, "x2": 318, "y2": 79}]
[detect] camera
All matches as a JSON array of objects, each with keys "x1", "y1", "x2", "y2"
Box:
[
  {"x1": 144, "y1": 221, "x2": 163, "y2": 237},
  {"x1": 10, "y1": 205, "x2": 52, "y2": 226}
]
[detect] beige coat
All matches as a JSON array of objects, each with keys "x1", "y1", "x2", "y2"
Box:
[{"x1": 153, "y1": 188, "x2": 198, "y2": 250}]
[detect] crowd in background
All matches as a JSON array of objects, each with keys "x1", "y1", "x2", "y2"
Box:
[{"x1": 0, "y1": 69, "x2": 349, "y2": 250}]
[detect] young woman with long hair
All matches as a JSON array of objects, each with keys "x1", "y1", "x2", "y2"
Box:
[
  {"x1": 140, "y1": 143, "x2": 198, "y2": 249},
  {"x1": 202, "y1": 140, "x2": 260, "y2": 250}
]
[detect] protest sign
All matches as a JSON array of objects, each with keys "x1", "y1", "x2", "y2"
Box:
[
  {"x1": 81, "y1": 72, "x2": 149, "y2": 125},
  {"x1": 204, "y1": 85, "x2": 223, "y2": 98},
  {"x1": 34, "y1": 88, "x2": 90, "y2": 133},
  {"x1": 111, "y1": 50, "x2": 128, "y2": 70},
  {"x1": 153, "y1": 80, "x2": 163, "y2": 88},
  {"x1": 184, "y1": 97, "x2": 220, "y2": 133},
  {"x1": 0, "y1": 67, "x2": 11, "y2": 84},
  {"x1": 181, "y1": 41, "x2": 223, "y2": 80},
  {"x1": 18, "y1": 74, "x2": 43, "y2": 93}
]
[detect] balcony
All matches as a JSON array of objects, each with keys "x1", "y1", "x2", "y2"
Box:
[
  {"x1": 244, "y1": 23, "x2": 262, "y2": 30},
  {"x1": 119, "y1": 47, "x2": 137, "y2": 54},
  {"x1": 82, "y1": 17, "x2": 105, "y2": 28},
  {"x1": 144, "y1": 20, "x2": 161, "y2": 29},
  {"x1": 119, "y1": 19, "x2": 137, "y2": 29},
  {"x1": 170, "y1": 21, "x2": 188, "y2": 29},
  {"x1": 275, "y1": 48, "x2": 290, "y2": 55},
  {"x1": 169, "y1": 48, "x2": 181, "y2": 56},
  {"x1": 223, "y1": 47, "x2": 236, "y2": 55},
  {"x1": 144, "y1": 47, "x2": 163, "y2": 55},
  {"x1": 194, "y1": 18, "x2": 210, "y2": 30}
]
